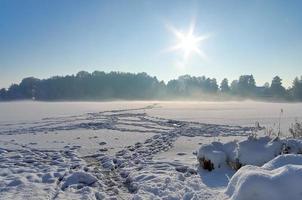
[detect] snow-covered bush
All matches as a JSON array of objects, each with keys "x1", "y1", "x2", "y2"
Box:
[
  {"x1": 197, "y1": 141, "x2": 237, "y2": 171},
  {"x1": 289, "y1": 120, "x2": 302, "y2": 138},
  {"x1": 197, "y1": 136, "x2": 302, "y2": 171},
  {"x1": 283, "y1": 139, "x2": 302, "y2": 154},
  {"x1": 226, "y1": 154, "x2": 302, "y2": 200},
  {"x1": 237, "y1": 136, "x2": 282, "y2": 166}
]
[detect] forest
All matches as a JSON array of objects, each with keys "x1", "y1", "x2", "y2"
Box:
[{"x1": 1, "y1": 71, "x2": 302, "y2": 101}]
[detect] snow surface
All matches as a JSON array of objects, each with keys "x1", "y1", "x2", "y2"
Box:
[
  {"x1": 146, "y1": 101, "x2": 302, "y2": 135},
  {"x1": 198, "y1": 137, "x2": 302, "y2": 200},
  {"x1": 61, "y1": 171, "x2": 98, "y2": 190},
  {"x1": 262, "y1": 154, "x2": 302, "y2": 170},
  {"x1": 0, "y1": 101, "x2": 302, "y2": 199},
  {"x1": 226, "y1": 155, "x2": 302, "y2": 200}
]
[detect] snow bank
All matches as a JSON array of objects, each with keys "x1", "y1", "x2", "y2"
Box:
[
  {"x1": 197, "y1": 136, "x2": 302, "y2": 170},
  {"x1": 226, "y1": 154, "x2": 302, "y2": 200},
  {"x1": 262, "y1": 154, "x2": 302, "y2": 170}
]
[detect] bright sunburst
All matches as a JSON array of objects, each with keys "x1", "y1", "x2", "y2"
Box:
[{"x1": 166, "y1": 22, "x2": 209, "y2": 60}]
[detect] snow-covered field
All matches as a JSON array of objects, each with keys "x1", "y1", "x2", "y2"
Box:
[{"x1": 0, "y1": 101, "x2": 302, "y2": 199}]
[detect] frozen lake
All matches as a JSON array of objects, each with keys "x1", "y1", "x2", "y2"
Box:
[
  {"x1": 1, "y1": 100, "x2": 301, "y2": 135},
  {"x1": 1, "y1": 100, "x2": 301, "y2": 199},
  {"x1": 147, "y1": 101, "x2": 302, "y2": 135}
]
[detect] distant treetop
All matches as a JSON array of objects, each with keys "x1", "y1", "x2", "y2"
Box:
[{"x1": 0, "y1": 71, "x2": 301, "y2": 101}]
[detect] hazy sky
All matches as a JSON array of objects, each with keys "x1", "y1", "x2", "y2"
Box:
[{"x1": 0, "y1": 0, "x2": 301, "y2": 88}]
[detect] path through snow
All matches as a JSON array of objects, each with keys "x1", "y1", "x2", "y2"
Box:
[{"x1": 0, "y1": 104, "x2": 260, "y2": 199}]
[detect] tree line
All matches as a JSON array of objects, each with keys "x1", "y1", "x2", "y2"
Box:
[{"x1": 0, "y1": 71, "x2": 302, "y2": 101}]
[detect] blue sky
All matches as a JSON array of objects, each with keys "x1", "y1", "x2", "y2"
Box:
[{"x1": 0, "y1": 0, "x2": 301, "y2": 88}]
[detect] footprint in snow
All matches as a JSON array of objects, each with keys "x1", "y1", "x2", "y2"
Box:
[
  {"x1": 99, "y1": 148, "x2": 108, "y2": 152},
  {"x1": 99, "y1": 142, "x2": 107, "y2": 145}
]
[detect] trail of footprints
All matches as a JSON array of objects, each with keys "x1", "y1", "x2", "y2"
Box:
[
  {"x1": 80, "y1": 109, "x2": 259, "y2": 198},
  {"x1": 0, "y1": 105, "x2": 261, "y2": 199}
]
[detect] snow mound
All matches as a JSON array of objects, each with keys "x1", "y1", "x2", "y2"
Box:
[
  {"x1": 62, "y1": 171, "x2": 98, "y2": 189},
  {"x1": 226, "y1": 154, "x2": 302, "y2": 200},
  {"x1": 262, "y1": 154, "x2": 302, "y2": 170}
]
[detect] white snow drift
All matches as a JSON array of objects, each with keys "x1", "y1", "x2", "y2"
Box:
[
  {"x1": 226, "y1": 154, "x2": 302, "y2": 200},
  {"x1": 198, "y1": 137, "x2": 302, "y2": 200},
  {"x1": 198, "y1": 136, "x2": 302, "y2": 170}
]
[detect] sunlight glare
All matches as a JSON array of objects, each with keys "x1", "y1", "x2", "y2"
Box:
[{"x1": 166, "y1": 22, "x2": 209, "y2": 60}]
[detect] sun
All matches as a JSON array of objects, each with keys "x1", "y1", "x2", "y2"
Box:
[
  {"x1": 166, "y1": 22, "x2": 209, "y2": 60},
  {"x1": 178, "y1": 32, "x2": 201, "y2": 59}
]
